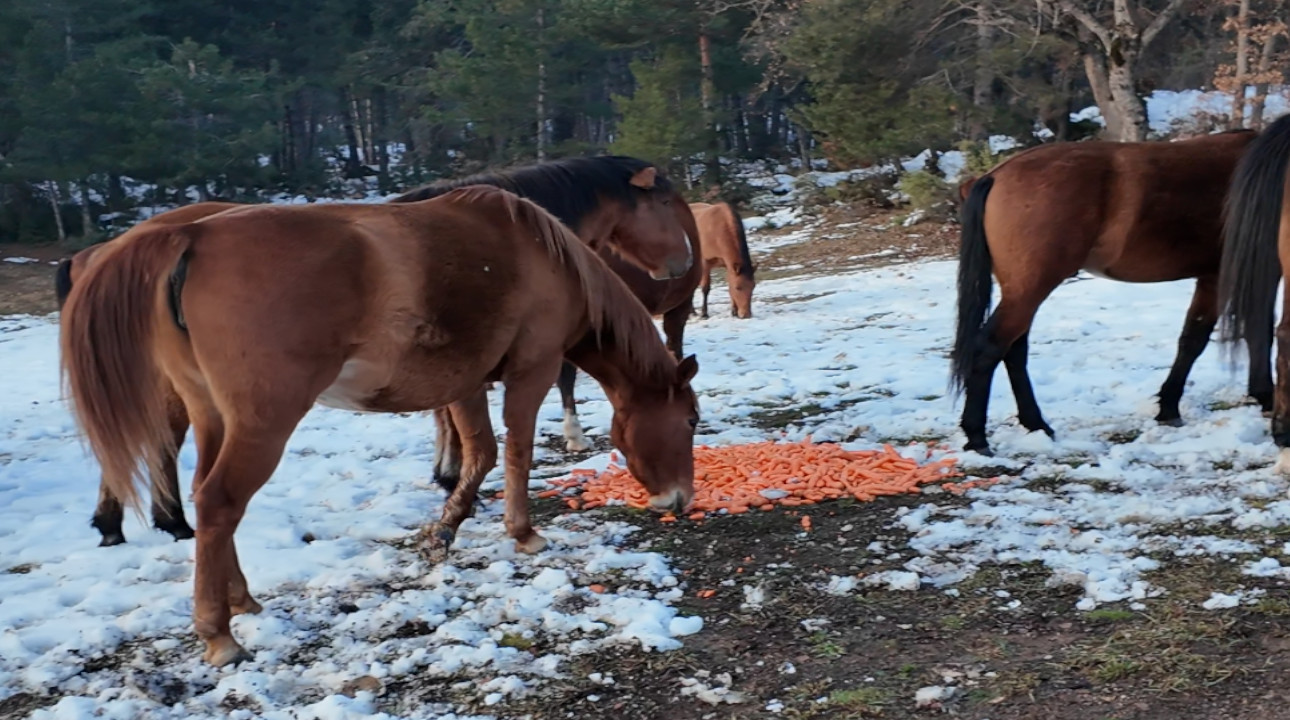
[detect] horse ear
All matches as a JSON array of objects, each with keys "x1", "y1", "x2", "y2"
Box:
[
  {"x1": 676, "y1": 354, "x2": 699, "y2": 385},
  {"x1": 629, "y1": 166, "x2": 657, "y2": 189}
]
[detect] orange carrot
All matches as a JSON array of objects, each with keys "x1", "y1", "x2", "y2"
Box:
[{"x1": 543, "y1": 438, "x2": 963, "y2": 521}]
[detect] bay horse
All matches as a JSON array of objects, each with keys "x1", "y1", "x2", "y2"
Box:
[
  {"x1": 65, "y1": 156, "x2": 694, "y2": 546},
  {"x1": 952, "y1": 130, "x2": 1272, "y2": 456},
  {"x1": 1218, "y1": 112, "x2": 1290, "y2": 471},
  {"x1": 391, "y1": 156, "x2": 703, "y2": 460},
  {"x1": 60, "y1": 186, "x2": 700, "y2": 666},
  {"x1": 689, "y1": 201, "x2": 757, "y2": 319}
]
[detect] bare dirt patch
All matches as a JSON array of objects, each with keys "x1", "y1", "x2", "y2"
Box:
[{"x1": 0, "y1": 243, "x2": 66, "y2": 317}]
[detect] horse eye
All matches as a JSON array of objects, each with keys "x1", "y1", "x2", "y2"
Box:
[{"x1": 688, "y1": 418, "x2": 698, "y2": 428}]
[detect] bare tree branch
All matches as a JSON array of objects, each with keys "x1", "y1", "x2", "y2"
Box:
[
  {"x1": 1054, "y1": 0, "x2": 1112, "y2": 48},
  {"x1": 1141, "y1": 0, "x2": 1189, "y2": 48}
]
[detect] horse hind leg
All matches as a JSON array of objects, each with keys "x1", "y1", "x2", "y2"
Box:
[
  {"x1": 558, "y1": 361, "x2": 591, "y2": 452},
  {"x1": 1247, "y1": 293, "x2": 1275, "y2": 413},
  {"x1": 961, "y1": 293, "x2": 1049, "y2": 455},
  {"x1": 91, "y1": 483, "x2": 128, "y2": 547},
  {"x1": 1155, "y1": 276, "x2": 1218, "y2": 426},
  {"x1": 191, "y1": 419, "x2": 300, "y2": 667},
  {"x1": 151, "y1": 397, "x2": 195, "y2": 541},
  {"x1": 421, "y1": 391, "x2": 498, "y2": 563},
  {"x1": 1003, "y1": 332, "x2": 1054, "y2": 437},
  {"x1": 662, "y1": 300, "x2": 690, "y2": 361}
]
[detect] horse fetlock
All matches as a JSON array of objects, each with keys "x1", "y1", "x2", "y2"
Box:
[
  {"x1": 229, "y1": 596, "x2": 262, "y2": 616},
  {"x1": 202, "y1": 636, "x2": 253, "y2": 667},
  {"x1": 419, "y1": 523, "x2": 457, "y2": 564},
  {"x1": 1276, "y1": 448, "x2": 1290, "y2": 476},
  {"x1": 514, "y1": 532, "x2": 548, "y2": 555},
  {"x1": 97, "y1": 532, "x2": 127, "y2": 547}
]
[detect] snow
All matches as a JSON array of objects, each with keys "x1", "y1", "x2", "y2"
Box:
[
  {"x1": 0, "y1": 316, "x2": 705, "y2": 717},
  {"x1": 10, "y1": 236, "x2": 1290, "y2": 714}
]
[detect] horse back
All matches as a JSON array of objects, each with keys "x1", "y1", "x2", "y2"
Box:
[{"x1": 984, "y1": 133, "x2": 1255, "y2": 281}]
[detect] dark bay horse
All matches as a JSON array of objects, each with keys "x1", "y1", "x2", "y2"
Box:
[
  {"x1": 689, "y1": 201, "x2": 757, "y2": 319},
  {"x1": 65, "y1": 156, "x2": 695, "y2": 545},
  {"x1": 952, "y1": 130, "x2": 1271, "y2": 456},
  {"x1": 392, "y1": 156, "x2": 704, "y2": 457},
  {"x1": 60, "y1": 186, "x2": 700, "y2": 666},
  {"x1": 1218, "y1": 113, "x2": 1290, "y2": 471}
]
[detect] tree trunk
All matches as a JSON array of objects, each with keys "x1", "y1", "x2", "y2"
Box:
[
  {"x1": 1107, "y1": 49, "x2": 1148, "y2": 141},
  {"x1": 971, "y1": 4, "x2": 995, "y2": 140},
  {"x1": 699, "y1": 29, "x2": 721, "y2": 185},
  {"x1": 536, "y1": 6, "x2": 548, "y2": 161},
  {"x1": 78, "y1": 180, "x2": 93, "y2": 239},
  {"x1": 363, "y1": 97, "x2": 376, "y2": 163},
  {"x1": 1232, "y1": 0, "x2": 1252, "y2": 129},
  {"x1": 1082, "y1": 47, "x2": 1123, "y2": 140},
  {"x1": 46, "y1": 182, "x2": 66, "y2": 244},
  {"x1": 1250, "y1": 30, "x2": 1281, "y2": 129},
  {"x1": 341, "y1": 88, "x2": 364, "y2": 177}
]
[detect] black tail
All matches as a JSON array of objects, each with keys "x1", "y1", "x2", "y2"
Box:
[
  {"x1": 729, "y1": 203, "x2": 755, "y2": 278},
  {"x1": 951, "y1": 174, "x2": 995, "y2": 395},
  {"x1": 1218, "y1": 114, "x2": 1290, "y2": 362},
  {"x1": 54, "y1": 258, "x2": 74, "y2": 310}
]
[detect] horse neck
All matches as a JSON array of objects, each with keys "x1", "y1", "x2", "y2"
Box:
[
  {"x1": 565, "y1": 330, "x2": 669, "y2": 405},
  {"x1": 574, "y1": 202, "x2": 616, "y2": 249}
]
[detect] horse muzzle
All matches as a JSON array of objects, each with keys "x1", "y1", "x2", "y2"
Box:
[{"x1": 647, "y1": 488, "x2": 692, "y2": 514}]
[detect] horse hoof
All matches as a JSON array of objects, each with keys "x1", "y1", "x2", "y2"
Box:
[
  {"x1": 203, "y1": 638, "x2": 253, "y2": 667},
  {"x1": 565, "y1": 438, "x2": 592, "y2": 453},
  {"x1": 514, "y1": 533, "x2": 548, "y2": 555},
  {"x1": 419, "y1": 525, "x2": 456, "y2": 564},
  {"x1": 963, "y1": 441, "x2": 994, "y2": 457},
  {"x1": 230, "y1": 597, "x2": 263, "y2": 616},
  {"x1": 98, "y1": 533, "x2": 127, "y2": 547},
  {"x1": 1155, "y1": 415, "x2": 1185, "y2": 428},
  {"x1": 157, "y1": 521, "x2": 195, "y2": 541}
]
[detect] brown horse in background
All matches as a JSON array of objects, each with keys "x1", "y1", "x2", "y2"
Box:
[
  {"x1": 65, "y1": 156, "x2": 694, "y2": 546},
  {"x1": 689, "y1": 201, "x2": 757, "y2": 319},
  {"x1": 60, "y1": 186, "x2": 700, "y2": 666},
  {"x1": 393, "y1": 156, "x2": 703, "y2": 456},
  {"x1": 1218, "y1": 113, "x2": 1290, "y2": 471},
  {"x1": 952, "y1": 130, "x2": 1271, "y2": 456}
]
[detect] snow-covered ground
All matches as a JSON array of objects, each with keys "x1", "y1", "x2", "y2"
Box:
[{"x1": 4, "y1": 237, "x2": 1290, "y2": 716}]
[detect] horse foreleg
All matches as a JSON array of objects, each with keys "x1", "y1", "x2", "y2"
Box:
[
  {"x1": 558, "y1": 361, "x2": 591, "y2": 452},
  {"x1": 662, "y1": 300, "x2": 691, "y2": 361},
  {"x1": 433, "y1": 407, "x2": 463, "y2": 492},
  {"x1": 1155, "y1": 276, "x2": 1217, "y2": 426},
  {"x1": 501, "y1": 359, "x2": 564, "y2": 554},
  {"x1": 422, "y1": 391, "x2": 498, "y2": 563},
  {"x1": 1002, "y1": 332, "x2": 1053, "y2": 437}
]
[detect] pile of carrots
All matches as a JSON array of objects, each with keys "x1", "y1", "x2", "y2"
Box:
[{"x1": 539, "y1": 437, "x2": 976, "y2": 521}]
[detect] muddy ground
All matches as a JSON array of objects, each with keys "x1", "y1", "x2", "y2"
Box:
[{"x1": 7, "y1": 205, "x2": 1290, "y2": 720}]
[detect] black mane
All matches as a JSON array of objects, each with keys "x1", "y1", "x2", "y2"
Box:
[{"x1": 389, "y1": 155, "x2": 674, "y2": 231}]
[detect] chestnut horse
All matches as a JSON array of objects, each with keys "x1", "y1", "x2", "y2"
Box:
[
  {"x1": 57, "y1": 202, "x2": 241, "y2": 546},
  {"x1": 60, "y1": 186, "x2": 700, "y2": 666},
  {"x1": 392, "y1": 156, "x2": 704, "y2": 459},
  {"x1": 689, "y1": 201, "x2": 757, "y2": 319},
  {"x1": 1218, "y1": 113, "x2": 1290, "y2": 471},
  {"x1": 65, "y1": 156, "x2": 694, "y2": 546},
  {"x1": 952, "y1": 130, "x2": 1272, "y2": 456}
]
